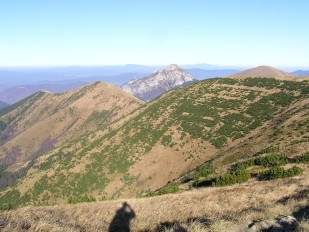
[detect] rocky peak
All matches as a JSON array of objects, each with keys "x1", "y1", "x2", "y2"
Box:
[
  {"x1": 165, "y1": 64, "x2": 181, "y2": 71},
  {"x1": 121, "y1": 64, "x2": 196, "y2": 101}
]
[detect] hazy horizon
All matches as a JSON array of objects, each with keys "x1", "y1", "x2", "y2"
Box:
[{"x1": 0, "y1": 64, "x2": 308, "y2": 73}]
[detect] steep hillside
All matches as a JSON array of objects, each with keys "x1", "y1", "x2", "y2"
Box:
[
  {"x1": 0, "y1": 77, "x2": 308, "y2": 207},
  {"x1": 121, "y1": 64, "x2": 196, "y2": 101},
  {"x1": 229, "y1": 65, "x2": 296, "y2": 79},
  {"x1": 0, "y1": 81, "x2": 144, "y2": 165},
  {"x1": 0, "y1": 100, "x2": 9, "y2": 109},
  {"x1": 169, "y1": 95, "x2": 309, "y2": 191}
]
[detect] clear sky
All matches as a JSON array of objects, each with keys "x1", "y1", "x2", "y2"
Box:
[{"x1": 0, "y1": 0, "x2": 308, "y2": 68}]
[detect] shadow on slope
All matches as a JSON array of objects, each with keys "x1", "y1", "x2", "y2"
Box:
[{"x1": 109, "y1": 202, "x2": 136, "y2": 232}]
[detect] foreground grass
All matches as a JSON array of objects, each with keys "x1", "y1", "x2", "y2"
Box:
[{"x1": 0, "y1": 167, "x2": 308, "y2": 232}]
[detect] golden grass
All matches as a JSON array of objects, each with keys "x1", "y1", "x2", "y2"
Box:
[
  {"x1": 1, "y1": 167, "x2": 308, "y2": 232},
  {"x1": 228, "y1": 65, "x2": 296, "y2": 79},
  {"x1": 0, "y1": 81, "x2": 144, "y2": 164}
]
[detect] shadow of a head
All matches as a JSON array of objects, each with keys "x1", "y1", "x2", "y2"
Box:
[{"x1": 108, "y1": 202, "x2": 136, "y2": 232}]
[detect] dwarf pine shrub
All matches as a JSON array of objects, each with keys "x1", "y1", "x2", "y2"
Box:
[
  {"x1": 0, "y1": 203, "x2": 12, "y2": 211},
  {"x1": 258, "y1": 166, "x2": 303, "y2": 180},
  {"x1": 211, "y1": 169, "x2": 251, "y2": 187},
  {"x1": 235, "y1": 159, "x2": 255, "y2": 171},
  {"x1": 68, "y1": 195, "x2": 96, "y2": 204},
  {"x1": 193, "y1": 164, "x2": 215, "y2": 181},
  {"x1": 158, "y1": 183, "x2": 180, "y2": 195},
  {"x1": 256, "y1": 146, "x2": 279, "y2": 155},
  {"x1": 255, "y1": 153, "x2": 288, "y2": 167}
]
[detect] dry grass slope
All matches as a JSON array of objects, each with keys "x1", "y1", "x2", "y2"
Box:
[
  {"x1": 0, "y1": 168, "x2": 308, "y2": 231},
  {"x1": 0, "y1": 81, "x2": 144, "y2": 164},
  {"x1": 229, "y1": 65, "x2": 296, "y2": 79}
]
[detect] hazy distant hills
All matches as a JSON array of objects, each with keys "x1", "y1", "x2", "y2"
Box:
[
  {"x1": 2, "y1": 64, "x2": 306, "y2": 104},
  {"x1": 186, "y1": 68, "x2": 239, "y2": 79},
  {"x1": 0, "y1": 64, "x2": 239, "y2": 104},
  {"x1": 0, "y1": 100, "x2": 9, "y2": 109},
  {"x1": 0, "y1": 66, "x2": 156, "y2": 91},
  {"x1": 0, "y1": 71, "x2": 146, "y2": 104},
  {"x1": 229, "y1": 65, "x2": 296, "y2": 79},
  {"x1": 121, "y1": 64, "x2": 196, "y2": 101},
  {"x1": 292, "y1": 70, "x2": 309, "y2": 76},
  {"x1": 0, "y1": 70, "x2": 147, "y2": 103},
  {"x1": 0, "y1": 82, "x2": 88, "y2": 104},
  {"x1": 0, "y1": 65, "x2": 308, "y2": 206}
]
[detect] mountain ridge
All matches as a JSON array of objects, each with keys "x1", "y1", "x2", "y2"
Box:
[{"x1": 0, "y1": 81, "x2": 144, "y2": 166}]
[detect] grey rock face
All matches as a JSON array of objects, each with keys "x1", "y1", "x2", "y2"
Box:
[{"x1": 121, "y1": 64, "x2": 196, "y2": 101}]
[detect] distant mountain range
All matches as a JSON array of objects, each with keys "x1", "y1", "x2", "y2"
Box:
[
  {"x1": 0, "y1": 64, "x2": 308, "y2": 104},
  {"x1": 0, "y1": 66, "x2": 151, "y2": 91},
  {"x1": 0, "y1": 100, "x2": 9, "y2": 109},
  {"x1": 291, "y1": 70, "x2": 309, "y2": 76},
  {"x1": 0, "y1": 72, "x2": 146, "y2": 104},
  {"x1": 186, "y1": 68, "x2": 239, "y2": 79},
  {"x1": 0, "y1": 82, "x2": 87, "y2": 104},
  {"x1": 121, "y1": 64, "x2": 196, "y2": 101}
]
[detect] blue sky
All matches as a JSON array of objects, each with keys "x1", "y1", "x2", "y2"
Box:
[{"x1": 0, "y1": 0, "x2": 308, "y2": 68}]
